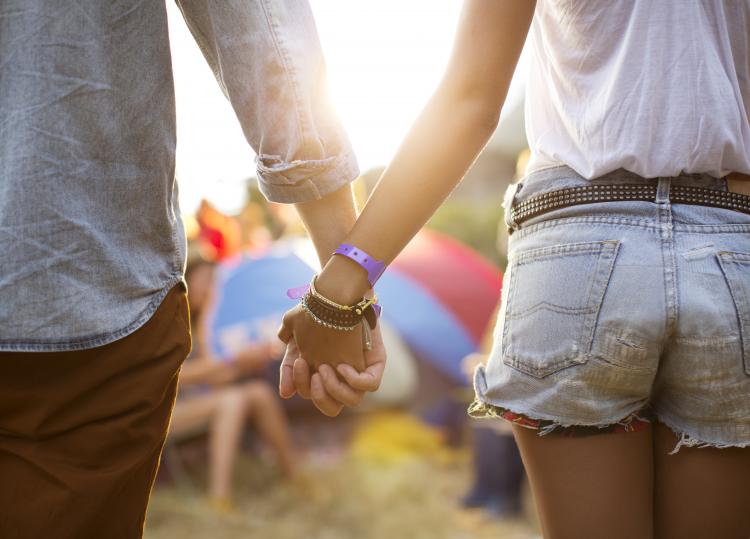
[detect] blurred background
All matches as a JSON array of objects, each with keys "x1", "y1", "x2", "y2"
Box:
[{"x1": 146, "y1": 2, "x2": 537, "y2": 538}]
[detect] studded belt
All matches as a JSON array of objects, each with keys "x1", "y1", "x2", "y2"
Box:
[{"x1": 509, "y1": 183, "x2": 750, "y2": 230}]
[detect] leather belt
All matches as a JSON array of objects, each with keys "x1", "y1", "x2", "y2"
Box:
[{"x1": 509, "y1": 183, "x2": 750, "y2": 229}]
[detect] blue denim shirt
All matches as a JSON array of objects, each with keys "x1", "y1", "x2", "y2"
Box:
[{"x1": 0, "y1": 0, "x2": 359, "y2": 351}]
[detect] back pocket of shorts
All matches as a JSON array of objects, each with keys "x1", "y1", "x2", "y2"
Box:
[
  {"x1": 502, "y1": 240, "x2": 620, "y2": 378},
  {"x1": 717, "y1": 250, "x2": 750, "y2": 376}
]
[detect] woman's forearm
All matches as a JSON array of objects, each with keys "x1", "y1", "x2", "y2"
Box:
[
  {"x1": 356, "y1": 91, "x2": 501, "y2": 263},
  {"x1": 315, "y1": 93, "x2": 500, "y2": 302}
]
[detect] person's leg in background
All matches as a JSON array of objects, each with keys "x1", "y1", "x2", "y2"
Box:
[
  {"x1": 209, "y1": 380, "x2": 297, "y2": 505},
  {"x1": 0, "y1": 284, "x2": 190, "y2": 539},
  {"x1": 512, "y1": 424, "x2": 654, "y2": 539},
  {"x1": 462, "y1": 426, "x2": 524, "y2": 517},
  {"x1": 239, "y1": 381, "x2": 297, "y2": 479}
]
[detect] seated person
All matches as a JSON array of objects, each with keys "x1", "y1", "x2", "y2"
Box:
[{"x1": 169, "y1": 255, "x2": 297, "y2": 509}]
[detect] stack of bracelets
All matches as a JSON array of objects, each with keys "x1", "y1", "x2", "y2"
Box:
[
  {"x1": 301, "y1": 277, "x2": 379, "y2": 332},
  {"x1": 291, "y1": 244, "x2": 385, "y2": 351}
]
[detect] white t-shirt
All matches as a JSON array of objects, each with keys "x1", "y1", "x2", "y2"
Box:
[{"x1": 525, "y1": 0, "x2": 750, "y2": 179}]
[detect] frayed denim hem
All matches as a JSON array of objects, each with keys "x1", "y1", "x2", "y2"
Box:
[
  {"x1": 656, "y1": 413, "x2": 750, "y2": 455},
  {"x1": 467, "y1": 399, "x2": 653, "y2": 437}
]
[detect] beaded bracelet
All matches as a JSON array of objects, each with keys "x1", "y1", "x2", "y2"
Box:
[
  {"x1": 309, "y1": 276, "x2": 378, "y2": 317},
  {"x1": 300, "y1": 277, "x2": 379, "y2": 332},
  {"x1": 300, "y1": 294, "x2": 359, "y2": 331}
]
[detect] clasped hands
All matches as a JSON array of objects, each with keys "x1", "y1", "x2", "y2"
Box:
[{"x1": 277, "y1": 303, "x2": 386, "y2": 416}]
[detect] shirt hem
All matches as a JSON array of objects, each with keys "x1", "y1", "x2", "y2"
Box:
[{"x1": 0, "y1": 274, "x2": 185, "y2": 353}]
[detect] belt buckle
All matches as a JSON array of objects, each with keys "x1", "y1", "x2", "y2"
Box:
[{"x1": 503, "y1": 181, "x2": 523, "y2": 234}]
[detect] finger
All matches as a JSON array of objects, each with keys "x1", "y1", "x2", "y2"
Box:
[
  {"x1": 318, "y1": 364, "x2": 364, "y2": 407},
  {"x1": 337, "y1": 360, "x2": 386, "y2": 393},
  {"x1": 293, "y1": 357, "x2": 312, "y2": 400},
  {"x1": 310, "y1": 373, "x2": 345, "y2": 417},
  {"x1": 277, "y1": 322, "x2": 293, "y2": 344},
  {"x1": 345, "y1": 323, "x2": 388, "y2": 392},
  {"x1": 278, "y1": 342, "x2": 297, "y2": 399},
  {"x1": 277, "y1": 310, "x2": 295, "y2": 343}
]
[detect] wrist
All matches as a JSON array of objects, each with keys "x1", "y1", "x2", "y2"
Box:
[{"x1": 316, "y1": 255, "x2": 371, "y2": 305}]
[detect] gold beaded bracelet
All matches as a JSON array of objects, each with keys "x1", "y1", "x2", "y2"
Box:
[{"x1": 309, "y1": 276, "x2": 378, "y2": 316}]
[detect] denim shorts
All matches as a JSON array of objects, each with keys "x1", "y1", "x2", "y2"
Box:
[{"x1": 472, "y1": 166, "x2": 750, "y2": 452}]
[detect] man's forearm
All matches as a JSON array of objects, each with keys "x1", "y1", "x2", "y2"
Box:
[{"x1": 294, "y1": 184, "x2": 359, "y2": 267}]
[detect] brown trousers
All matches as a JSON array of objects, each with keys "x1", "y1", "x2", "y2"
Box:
[{"x1": 0, "y1": 284, "x2": 191, "y2": 539}]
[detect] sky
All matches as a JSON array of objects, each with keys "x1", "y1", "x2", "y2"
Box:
[{"x1": 166, "y1": 2, "x2": 524, "y2": 215}]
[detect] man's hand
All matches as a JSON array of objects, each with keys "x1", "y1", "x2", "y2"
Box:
[{"x1": 278, "y1": 314, "x2": 386, "y2": 417}]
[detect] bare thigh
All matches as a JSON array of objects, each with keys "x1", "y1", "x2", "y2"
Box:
[
  {"x1": 169, "y1": 392, "x2": 221, "y2": 437},
  {"x1": 653, "y1": 421, "x2": 750, "y2": 539},
  {"x1": 512, "y1": 424, "x2": 654, "y2": 539}
]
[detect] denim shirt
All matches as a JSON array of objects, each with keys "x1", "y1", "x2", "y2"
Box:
[{"x1": 0, "y1": 0, "x2": 359, "y2": 351}]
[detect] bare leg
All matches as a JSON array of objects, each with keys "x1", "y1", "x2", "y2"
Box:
[
  {"x1": 241, "y1": 381, "x2": 297, "y2": 478},
  {"x1": 208, "y1": 387, "x2": 247, "y2": 501},
  {"x1": 208, "y1": 381, "x2": 297, "y2": 500},
  {"x1": 512, "y1": 424, "x2": 654, "y2": 539},
  {"x1": 653, "y1": 421, "x2": 750, "y2": 539},
  {"x1": 169, "y1": 393, "x2": 219, "y2": 437}
]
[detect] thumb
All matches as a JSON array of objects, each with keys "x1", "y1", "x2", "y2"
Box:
[
  {"x1": 278, "y1": 342, "x2": 297, "y2": 399},
  {"x1": 277, "y1": 311, "x2": 295, "y2": 343}
]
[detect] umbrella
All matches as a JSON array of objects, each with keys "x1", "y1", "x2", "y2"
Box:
[
  {"x1": 388, "y1": 229, "x2": 501, "y2": 346},
  {"x1": 207, "y1": 230, "x2": 501, "y2": 384}
]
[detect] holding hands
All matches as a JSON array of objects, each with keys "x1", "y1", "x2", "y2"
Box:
[
  {"x1": 277, "y1": 251, "x2": 387, "y2": 417},
  {"x1": 277, "y1": 315, "x2": 385, "y2": 416}
]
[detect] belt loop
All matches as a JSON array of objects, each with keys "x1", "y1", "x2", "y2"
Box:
[
  {"x1": 503, "y1": 181, "x2": 523, "y2": 232},
  {"x1": 656, "y1": 177, "x2": 671, "y2": 204}
]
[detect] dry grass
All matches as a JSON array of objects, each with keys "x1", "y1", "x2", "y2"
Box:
[{"x1": 144, "y1": 446, "x2": 539, "y2": 539}]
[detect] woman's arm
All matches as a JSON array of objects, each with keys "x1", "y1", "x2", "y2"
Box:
[
  {"x1": 315, "y1": 0, "x2": 536, "y2": 303},
  {"x1": 282, "y1": 1, "x2": 536, "y2": 405}
]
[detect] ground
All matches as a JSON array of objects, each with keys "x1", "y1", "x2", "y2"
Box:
[{"x1": 144, "y1": 414, "x2": 540, "y2": 539}]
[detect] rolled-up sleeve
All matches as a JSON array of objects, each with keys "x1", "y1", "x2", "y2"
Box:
[{"x1": 174, "y1": 0, "x2": 359, "y2": 203}]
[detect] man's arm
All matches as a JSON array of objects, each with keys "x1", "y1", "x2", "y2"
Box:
[
  {"x1": 294, "y1": 185, "x2": 358, "y2": 263},
  {"x1": 174, "y1": 0, "x2": 359, "y2": 203},
  {"x1": 173, "y1": 1, "x2": 378, "y2": 414}
]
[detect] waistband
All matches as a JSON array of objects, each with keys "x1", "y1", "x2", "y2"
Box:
[{"x1": 503, "y1": 166, "x2": 728, "y2": 230}]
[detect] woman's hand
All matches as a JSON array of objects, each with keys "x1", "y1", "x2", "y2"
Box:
[
  {"x1": 277, "y1": 308, "x2": 386, "y2": 416},
  {"x1": 278, "y1": 304, "x2": 367, "y2": 375}
]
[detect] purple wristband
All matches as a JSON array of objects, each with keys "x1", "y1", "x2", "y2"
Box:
[{"x1": 334, "y1": 243, "x2": 386, "y2": 287}]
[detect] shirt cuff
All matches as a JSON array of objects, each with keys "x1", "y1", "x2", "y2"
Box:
[{"x1": 255, "y1": 150, "x2": 360, "y2": 204}]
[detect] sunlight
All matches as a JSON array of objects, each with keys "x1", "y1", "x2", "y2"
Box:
[
  {"x1": 168, "y1": 2, "x2": 460, "y2": 214},
  {"x1": 167, "y1": 2, "x2": 527, "y2": 215}
]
